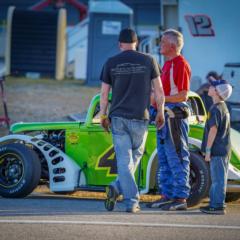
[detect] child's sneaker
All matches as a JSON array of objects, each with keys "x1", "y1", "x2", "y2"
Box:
[
  {"x1": 200, "y1": 206, "x2": 226, "y2": 215},
  {"x1": 104, "y1": 185, "x2": 119, "y2": 211},
  {"x1": 161, "y1": 200, "x2": 187, "y2": 211},
  {"x1": 146, "y1": 197, "x2": 172, "y2": 208}
]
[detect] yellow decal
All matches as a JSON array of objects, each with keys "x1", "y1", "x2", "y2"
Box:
[{"x1": 68, "y1": 132, "x2": 79, "y2": 144}]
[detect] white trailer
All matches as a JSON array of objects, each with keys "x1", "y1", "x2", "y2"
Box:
[
  {"x1": 159, "y1": 0, "x2": 239, "y2": 87},
  {"x1": 157, "y1": 0, "x2": 240, "y2": 122}
]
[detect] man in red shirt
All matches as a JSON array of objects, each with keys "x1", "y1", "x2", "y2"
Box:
[{"x1": 147, "y1": 29, "x2": 191, "y2": 210}]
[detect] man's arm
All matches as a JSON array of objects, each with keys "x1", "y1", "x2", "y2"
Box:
[
  {"x1": 152, "y1": 76, "x2": 165, "y2": 129},
  {"x1": 165, "y1": 90, "x2": 188, "y2": 103},
  {"x1": 205, "y1": 125, "x2": 217, "y2": 161},
  {"x1": 100, "y1": 82, "x2": 111, "y2": 132},
  {"x1": 100, "y1": 82, "x2": 110, "y2": 115}
]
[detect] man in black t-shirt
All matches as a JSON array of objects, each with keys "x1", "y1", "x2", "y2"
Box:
[{"x1": 100, "y1": 28, "x2": 165, "y2": 213}]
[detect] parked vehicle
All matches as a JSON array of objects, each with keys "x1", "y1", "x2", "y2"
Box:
[{"x1": 0, "y1": 92, "x2": 240, "y2": 206}]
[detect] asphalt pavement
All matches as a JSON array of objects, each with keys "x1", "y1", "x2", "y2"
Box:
[{"x1": 0, "y1": 192, "x2": 240, "y2": 240}]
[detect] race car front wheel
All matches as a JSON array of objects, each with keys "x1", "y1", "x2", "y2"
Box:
[{"x1": 0, "y1": 143, "x2": 41, "y2": 198}]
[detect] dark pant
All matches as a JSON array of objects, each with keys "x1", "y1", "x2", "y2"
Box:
[
  {"x1": 157, "y1": 118, "x2": 190, "y2": 199},
  {"x1": 209, "y1": 156, "x2": 229, "y2": 208}
]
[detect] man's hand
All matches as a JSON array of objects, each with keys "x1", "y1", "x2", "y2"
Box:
[
  {"x1": 155, "y1": 111, "x2": 165, "y2": 129},
  {"x1": 152, "y1": 76, "x2": 165, "y2": 129},
  {"x1": 100, "y1": 116, "x2": 111, "y2": 133},
  {"x1": 205, "y1": 152, "x2": 211, "y2": 162},
  {"x1": 165, "y1": 90, "x2": 188, "y2": 103}
]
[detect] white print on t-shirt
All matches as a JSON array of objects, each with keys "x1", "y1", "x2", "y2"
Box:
[
  {"x1": 170, "y1": 62, "x2": 178, "y2": 96},
  {"x1": 111, "y1": 63, "x2": 147, "y2": 75}
]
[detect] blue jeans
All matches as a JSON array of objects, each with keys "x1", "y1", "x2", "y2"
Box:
[
  {"x1": 157, "y1": 118, "x2": 190, "y2": 199},
  {"x1": 209, "y1": 156, "x2": 229, "y2": 208},
  {"x1": 111, "y1": 117, "x2": 148, "y2": 208}
]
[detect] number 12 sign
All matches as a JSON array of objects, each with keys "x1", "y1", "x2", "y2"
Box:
[{"x1": 185, "y1": 14, "x2": 215, "y2": 37}]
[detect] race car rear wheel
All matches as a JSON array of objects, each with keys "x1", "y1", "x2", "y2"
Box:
[
  {"x1": 225, "y1": 192, "x2": 240, "y2": 202},
  {"x1": 0, "y1": 143, "x2": 41, "y2": 198},
  {"x1": 155, "y1": 151, "x2": 210, "y2": 207},
  {"x1": 187, "y1": 152, "x2": 211, "y2": 207}
]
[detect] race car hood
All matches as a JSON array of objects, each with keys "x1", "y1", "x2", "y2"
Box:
[{"x1": 10, "y1": 121, "x2": 82, "y2": 133}]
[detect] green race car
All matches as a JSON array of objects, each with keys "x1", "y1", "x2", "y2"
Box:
[{"x1": 0, "y1": 92, "x2": 240, "y2": 206}]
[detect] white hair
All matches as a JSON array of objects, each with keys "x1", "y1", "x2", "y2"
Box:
[{"x1": 162, "y1": 29, "x2": 184, "y2": 53}]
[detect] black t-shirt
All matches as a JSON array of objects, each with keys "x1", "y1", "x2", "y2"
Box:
[
  {"x1": 100, "y1": 50, "x2": 160, "y2": 120},
  {"x1": 201, "y1": 102, "x2": 231, "y2": 157}
]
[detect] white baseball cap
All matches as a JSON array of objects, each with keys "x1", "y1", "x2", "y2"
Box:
[{"x1": 209, "y1": 79, "x2": 233, "y2": 101}]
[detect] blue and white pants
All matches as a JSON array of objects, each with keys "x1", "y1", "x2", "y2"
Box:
[{"x1": 157, "y1": 117, "x2": 191, "y2": 199}]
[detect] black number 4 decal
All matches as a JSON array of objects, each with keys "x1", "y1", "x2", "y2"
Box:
[
  {"x1": 96, "y1": 147, "x2": 117, "y2": 175},
  {"x1": 185, "y1": 15, "x2": 215, "y2": 37}
]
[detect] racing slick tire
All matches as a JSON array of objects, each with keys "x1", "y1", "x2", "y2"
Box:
[
  {"x1": 0, "y1": 143, "x2": 41, "y2": 198},
  {"x1": 187, "y1": 152, "x2": 211, "y2": 207},
  {"x1": 155, "y1": 151, "x2": 210, "y2": 207},
  {"x1": 225, "y1": 193, "x2": 240, "y2": 202}
]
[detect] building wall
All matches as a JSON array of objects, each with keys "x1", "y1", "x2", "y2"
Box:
[
  {"x1": 179, "y1": 0, "x2": 240, "y2": 82},
  {"x1": 121, "y1": 0, "x2": 160, "y2": 26}
]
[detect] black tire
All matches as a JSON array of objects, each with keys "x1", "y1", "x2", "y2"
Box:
[
  {"x1": 0, "y1": 143, "x2": 41, "y2": 198},
  {"x1": 187, "y1": 152, "x2": 211, "y2": 207},
  {"x1": 155, "y1": 151, "x2": 210, "y2": 207},
  {"x1": 225, "y1": 193, "x2": 240, "y2": 202}
]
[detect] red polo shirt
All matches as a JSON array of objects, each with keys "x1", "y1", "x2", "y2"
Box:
[{"x1": 161, "y1": 55, "x2": 191, "y2": 96}]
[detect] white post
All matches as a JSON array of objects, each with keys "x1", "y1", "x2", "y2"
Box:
[{"x1": 55, "y1": 8, "x2": 67, "y2": 80}]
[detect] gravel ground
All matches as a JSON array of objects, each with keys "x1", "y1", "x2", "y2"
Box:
[
  {"x1": 0, "y1": 77, "x2": 100, "y2": 136},
  {"x1": 1, "y1": 77, "x2": 239, "y2": 135}
]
